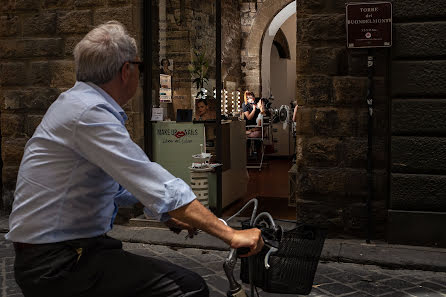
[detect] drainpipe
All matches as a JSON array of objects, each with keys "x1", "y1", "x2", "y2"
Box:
[{"x1": 366, "y1": 49, "x2": 375, "y2": 244}]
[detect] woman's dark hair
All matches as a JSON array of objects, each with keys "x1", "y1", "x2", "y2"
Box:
[
  {"x1": 196, "y1": 99, "x2": 208, "y2": 106},
  {"x1": 161, "y1": 58, "x2": 170, "y2": 66}
]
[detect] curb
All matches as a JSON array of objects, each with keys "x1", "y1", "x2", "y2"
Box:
[{"x1": 108, "y1": 224, "x2": 446, "y2": 273}]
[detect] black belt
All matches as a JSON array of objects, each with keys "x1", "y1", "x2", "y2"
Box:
[{"x1": 13, "y1": 242, "x2": 40, "y2": 250}]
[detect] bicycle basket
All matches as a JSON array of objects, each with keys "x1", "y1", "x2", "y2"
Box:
[{"x1": 240, "y1": 224, "x2": 326, "y2": 295}]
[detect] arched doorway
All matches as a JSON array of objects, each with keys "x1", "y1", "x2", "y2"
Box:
[
  {"x1": 260, "y1": 1, "x2": 296, "y2": 98},
  {"x1": 241, "y1": 0, "x2": 295, "y2": 97}
]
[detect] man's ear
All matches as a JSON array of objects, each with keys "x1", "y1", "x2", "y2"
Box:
[{"x1": 120, "y1": 62, "x2": 130, "y2": 83}]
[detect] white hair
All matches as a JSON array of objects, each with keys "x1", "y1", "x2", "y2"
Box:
[{"x1": 74, "y1": 21, "x2": 138, "y2": 85}]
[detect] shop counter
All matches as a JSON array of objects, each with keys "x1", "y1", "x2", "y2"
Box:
[{"x1": 152, "y1": 121, "x2": 247, "y2": 210}]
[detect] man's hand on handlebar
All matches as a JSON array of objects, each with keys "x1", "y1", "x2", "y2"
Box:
[{"x1": 229, "y1": 228, "x2": 264, "y2": 258}]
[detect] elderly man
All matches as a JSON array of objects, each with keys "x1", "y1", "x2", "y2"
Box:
[{"x1": 6, "y1": 21, "x2": 263, "y2": 297}]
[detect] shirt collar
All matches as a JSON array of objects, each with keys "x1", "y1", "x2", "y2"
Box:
[{"x1": 84, "y1": 82, "x2": 128, "y2": 122}]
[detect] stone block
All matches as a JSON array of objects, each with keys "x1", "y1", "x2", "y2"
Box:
[
  {"x1": 302, "y1": 167, "x2": 368, "y2": 196},
  {"x1": 107, "y1": 0, "x2": 131, "y2": 5},
  {"x1": 26, "y1": 115, "x2": 44, "y2": 137},
  {"x1": 394, "y1": 22, "x2": 446, "y2": 58},
  {"x1": 303, "y1": 136, "x2": 340, "y2": 166},
  {"x1": 297, "y1": 14, "x2": 345, "y2": 42},
  {"x1": 31, "y1": 62, "x2": 51, "y2": 86},
  {"x1": 0, "y1": 62, "x2": 26, "y2": 87},
  {"x1": 392, "y1": 61, "x2": 446, "y2": 97},
  {"x1": 333, "y1": 76, "x2": 368, "y2": 105},
  {"x1": 296, "y1": 75, "x2": 332, "y2": 105},
  {"x1": 311, "y1": 107, "x2": 367, "y2": 137},
  {"x1": 347, "y1": 50, "x2": 388, "y2": 77},
  {"x1": 392, "y1": 0, "x2": 446, "y2": 19},
  {"x1": 49, "y1": 60, "x2": 76, "y2": 87},
  {"x1": 392, "y1": 136, "x2": 446, "y2": 174},
  {"x1": 64, "y1": 35, "x2": 84, "y2": 56},
  {"x1": 392, "y1": 99, "x2": 446, "y2": 135},
  {"x1": 94, "y1": 7, "x2": 132, "y2": 32},
  {"x1": 0, "y1": 40, "x2": 20, "y2": 59},
  {"x1": 1, "y1": 138, "x2": 27, "y2": 166},
  {"x1": 42, "y1": 0, "x2": 75, "y2": 9},
  {"x1": 2, "y1": 166, "x2": 19, "y2": 190},
  {"x1": 75, "y1": 0, "x2": 105, "y2": 7},
  {"x1": 297, "y1": 46, "x2": 347, "y2": 75},
  {"x1": 1, "y1": 114, "x2": 25, "y2": 137},
  {"x1": 0, "y1": 16, "x2": 19, "y2": 37},
  {"x1": 10, "y1": 0, "x2": 40, "y2": 11},
  {"x1": 21, "y1": 38, "x2": 63, "y2": 58},
  {"x1": 2, "y1": 88, "x2": 60, "y2": 111},
  {"x1": 339, "y1": 137, "x2": 367, "y2": 168},
  {"x1": 23, "y1": 13, "x2": 57, "y2": 36},
  {"x1": 294, "y1": 106, "x2": 313, "y2": 135},
  {"x1": 57, "y1": 10, "x2": 92, "y2": 34},
  {"x1": 391, "y1": 173, "x2": 446, "y2": 212},
  {"x1": 387, "y1": 210, "x2": 446, "y2": 247},
  {"x1": 1, "y1": 89, "x2": 21, "y2": 110},
  {"x1": 295, "y1": 197, "x2": 387, "y2": 236},
  {"x1": 296, "y1": 0, "x2": 324, "y2": 12}
]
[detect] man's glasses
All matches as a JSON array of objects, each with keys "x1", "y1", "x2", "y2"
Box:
[{"x1": 128, "y1": 61, "x2": 144, "y2": 74}]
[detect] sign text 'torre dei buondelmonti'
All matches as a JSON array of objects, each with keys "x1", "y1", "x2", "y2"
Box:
[{"x1": 346, "y1": 2, "x2": 392, "y2": 48}]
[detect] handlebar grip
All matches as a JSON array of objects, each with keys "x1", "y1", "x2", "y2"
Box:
[{"x1": 236, "y1": 247, "x2": 251, "y2": 256}]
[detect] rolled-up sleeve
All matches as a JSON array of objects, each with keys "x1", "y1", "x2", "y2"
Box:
[{"x1": 73, "y1": 104, "x2": 196, "y2": 219}]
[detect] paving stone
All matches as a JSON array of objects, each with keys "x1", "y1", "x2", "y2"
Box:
[
  {"x1": 397, "y1": 275, "x2": 424, "y2": 284},
  {"x1": 380, "y1": 292, "x2": 413, "y2": 297},
  {"x1": 188, "y1": 266, "x2": 216, "y2": 277},
  {"x1": 313, "y1": 274, "x2": 335, "y2": 285},
  {"x1": 126, "y1": 248, "x2": 157, "y2": 258},
  {"x1": 315, "y1": 264, "x2": 343, "y2": 275},
  {"x1": 428, "y1": 276, "x2": 446, "y2": 287},
  {"x1": 379, "y1": 278, "x2": 418, "y2": 290},
  {"x1": 204, "y1": 261, "x2": 225, "y2": 273},
  {"x1": 351, "y1": 281, "x2": 395, "y2": 295},
  {"x1": 204, "y1": 274, "x2": 231, "y2": 293},
  {"x1": 419, "y1": 282, "x2": 446, "y2": 292},
  {"x1": 209, "y1": 288, "x2": 226, "y2": 297},
  {"x1": 326, "y1": 271, "x2": 365, "y2": 283},
  {"x1": 405, "y1": 286, "x2": 445, "y2": 297},
  {"x1": 318, "y1": 283, "x2": 356, "y2": 295},
  {"x1": 360, "y1": 271, "x2": 393, "y2": 282},
  {"x1": 343, "y1": 291, "x2": 373, "y2": 297}
]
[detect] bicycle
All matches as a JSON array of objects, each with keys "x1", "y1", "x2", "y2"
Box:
[{"x1": 221, "y1": 198, "x2": 326, "y2": 297}]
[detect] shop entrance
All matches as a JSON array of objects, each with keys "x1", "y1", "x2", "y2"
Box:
[{"x1": 224, "y1": 1, "x2": 298, "y2": 220}]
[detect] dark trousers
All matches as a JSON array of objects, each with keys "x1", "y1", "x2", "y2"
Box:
[{"x1": 13, "y1": 235, "x2": 209, "y2": 297}]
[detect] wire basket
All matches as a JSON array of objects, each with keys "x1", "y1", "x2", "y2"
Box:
[{"x1": 240, "y1": 224, "x2": 326, "y2": 295}]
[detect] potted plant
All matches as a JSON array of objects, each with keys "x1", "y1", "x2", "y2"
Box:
[{"x1": 188, "y1": 49, "x2": 209, "y2": 99}]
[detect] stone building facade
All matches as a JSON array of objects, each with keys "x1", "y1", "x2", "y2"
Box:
[
  {"x1": 0, "y1": 0, "x2": 145, "y2": 209},
  {"x1": 1, "y1": 0, "x2": 445, "y2": 246}
]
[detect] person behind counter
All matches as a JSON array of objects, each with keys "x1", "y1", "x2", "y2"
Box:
[
  {"x1": 195, "y1": 98, "x2": 213, "y2": 121},
  {"x1": 6, "y1": 21, "x2": 263, "y2": 297},
  {"x1": 242, "y1": 91, "x2": 260, "y2": 125}
]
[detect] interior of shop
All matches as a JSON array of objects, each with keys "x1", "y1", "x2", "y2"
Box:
[{"x1": 148, "y1": 0, "x2": 298, "y2": 221}]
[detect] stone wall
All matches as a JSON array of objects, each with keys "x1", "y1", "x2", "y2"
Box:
[
  {"x1": 0, "y1": 0, "x2": 144, "y2": 210},
  {"x1": 388, "y1": 0, "x2": 446, "y2": 247},
  {"x1": 294, "y1": 0, "x2": 389, "y2": 237}
]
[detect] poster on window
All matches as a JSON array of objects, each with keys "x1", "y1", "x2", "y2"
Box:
[{"x1": 160, "y1": 74, "x2": 172, "y2": 103}]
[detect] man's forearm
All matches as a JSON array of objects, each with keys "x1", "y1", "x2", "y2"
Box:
[{"x1": 168, "y1": 199, "x2": 235, "y2": 245}]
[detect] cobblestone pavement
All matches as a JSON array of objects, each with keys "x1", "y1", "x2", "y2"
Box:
[{"x1": 1, "y1": 238, "x2": 445, "y2": 297}]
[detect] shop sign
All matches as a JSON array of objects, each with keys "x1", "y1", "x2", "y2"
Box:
[{"x1": 346, "y1": 2, "x2": 392, "y2": 48}]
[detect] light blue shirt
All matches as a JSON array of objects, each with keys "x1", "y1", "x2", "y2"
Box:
[{"x1": 6, "y1": 81, "x2": 196, "y2": 244}]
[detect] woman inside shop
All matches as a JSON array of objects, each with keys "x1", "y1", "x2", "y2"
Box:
[
  {"x1": 242, "y1": 91, "x2": 260, "y2": 126},
  {"x1": 247, "y1": 98, "x2": 267, "y2": 138},
  {"x1": 195, "y1": 99, "x2": 212, "y2": 121}
]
